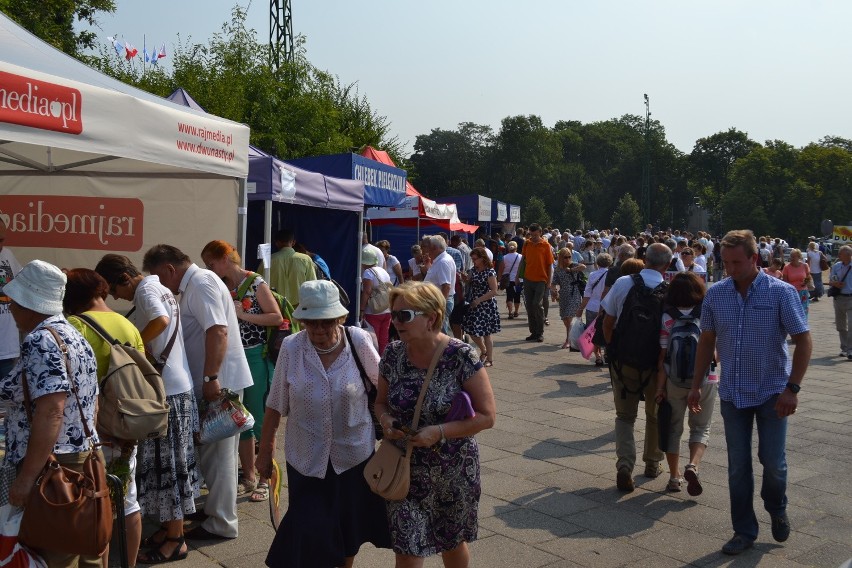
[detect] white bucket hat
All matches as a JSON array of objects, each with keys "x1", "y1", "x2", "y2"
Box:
[
  {"x1": 4, "y1": 259, "x2": 66, "y2": 316},
  {"x1": 294, "y1": 280, "x2": 349, "y2": 321},
  {"x1": 361, "y1": 248, "x2": 379, "y2": 267}
]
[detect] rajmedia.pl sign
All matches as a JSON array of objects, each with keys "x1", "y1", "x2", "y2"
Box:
[
  {"x1": 2, "y1": 196, "x2": 143, "y2": 251},
  {"x1": 0, "y1": 71, "x2": 82, "y2": 134}
]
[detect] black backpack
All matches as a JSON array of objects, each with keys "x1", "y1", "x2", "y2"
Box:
[
  {"x1": 571, "y1": 270, "x2": 587, "y2": 295},
  {"x1": 610, "y1": 274, "x2": 668, "y2": 398},
  {"x1": 663, "y1": 306, "x2": 704, "y2": 387}
]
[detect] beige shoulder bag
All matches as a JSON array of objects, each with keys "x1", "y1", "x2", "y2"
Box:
[{"x1": 363, "y1": 335, "x2": 450, "y2": 500}]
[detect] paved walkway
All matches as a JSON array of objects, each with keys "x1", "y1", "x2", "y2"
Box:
[{"x1": 134, "y1": 295, "x2": 851, "y2": 568}]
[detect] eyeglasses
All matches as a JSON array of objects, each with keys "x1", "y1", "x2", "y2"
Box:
[
  {"x1": 682, "y1": 252, "x2": 694, "y2": 256},
  {"x1": 391, "y1": 309, "x2": 424, "y2": 323},
  {"x1": 301, "y1": 319, "x2": 338, "y2": 328}
]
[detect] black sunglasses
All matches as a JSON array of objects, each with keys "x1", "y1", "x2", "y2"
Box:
[{"x1": 391, "y1": 309, "x2": 424, "y2": 323}]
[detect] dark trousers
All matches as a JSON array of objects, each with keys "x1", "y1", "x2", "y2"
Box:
[{"x1": 524, "y1": 280, "x2": 547, "y2": 337}]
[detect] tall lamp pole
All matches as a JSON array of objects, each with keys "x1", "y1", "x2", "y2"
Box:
[
  {"x1": 270, "y1": 0, "x2": 294, "y2": 71},
  {"x1": 641, "y1": 94, "x2": 651, "y2": 229}
]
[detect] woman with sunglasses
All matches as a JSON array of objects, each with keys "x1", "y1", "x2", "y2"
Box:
[
  {"x1": 680, "y1": 248, "x2": 706, "y2": 274},
  {"x1": 256, "y1": 280, "x2": 391, "y2": 568},
  {"x1": 375, "y1": 281, "x2": 496, "y2": 568},
  {"x1": 461, "y1": 246, "x2": 501, "y2": 366},
  {"x1": 551, "y1": 248, "x2": 587, "y2": 349}
]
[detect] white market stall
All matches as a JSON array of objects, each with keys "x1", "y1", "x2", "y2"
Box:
[{"x1": 0, "y1": 13, "x2": 250, "y2": 270}]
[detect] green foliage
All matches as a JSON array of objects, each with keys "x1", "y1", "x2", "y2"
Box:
[
  {"x1": 523, "y1": 196, "x2": 551, "y2": 227},
  {"x1": 610, "y1": 194, "x2": 642, "y2": 236},
  {"x1": 561, "y1": 194, "x2": 584, "y2": 231},
  {"x1": 82, "y1": 6, "x2": 401, "y2": 161},
  {"x1": 0, "y1": 0, "x2": 115, "y2": 56}
]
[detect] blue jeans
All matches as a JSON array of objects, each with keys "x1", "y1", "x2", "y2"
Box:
[
  {"x1": 443, "y1": 295, "x2": 454, "y2": 335},
  {"x1": 720, "y1": 395, "x2": 788, "y2": 540}
]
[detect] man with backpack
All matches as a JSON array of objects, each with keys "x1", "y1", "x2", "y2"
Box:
[{"x1": 601, "y1": 242, "x2": 673, "y2": 492}]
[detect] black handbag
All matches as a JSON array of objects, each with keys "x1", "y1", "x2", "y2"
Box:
[{"x1": 344, "y1": 327, "x2": 382, "y2": 440}]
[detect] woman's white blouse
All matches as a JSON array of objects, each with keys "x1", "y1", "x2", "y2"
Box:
[{"x1": 266, "y1": 326, "x2": 379, "y2": 478}]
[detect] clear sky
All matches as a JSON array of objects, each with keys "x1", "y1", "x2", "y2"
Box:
[{"x1": 86, "y1": 0, "x2": 852, "y2": 155}]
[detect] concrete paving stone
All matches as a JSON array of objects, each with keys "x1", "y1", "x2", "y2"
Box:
[
  {"x1": 798, "y1": 490, "x2": 852, "y2": 520},
  {"x1": 788, "y1": 540, "x2": 852, "y2": 568},
  {"x1": 503, "y1": 406, "x2": 574, "y2": 425},
  {"x1": 466, "y1": 533, "x2": 561, "y2": 568},
  {"x1": 654, "y1": 499, "x2": 735, "y2": 536},
  {"x1": 479, "y1": 507, "x2": 585, "y2": 544},
  {"x1": 560, "y1": 406, "x2": 615, "y2": 424},
  {"x1": 537, "y1": 534, "x2": 658, "y2": 568},
  {"x1": 508, "y1": 487, "x2": 601, "y2": 519},
  {"x1": 546, "y1": 452, "x2": 617, "y2": 476},
  {"x1": 491, "y1": 388, "x2": 543, "y2": 404},
  {"x1": 567, "y1": 505, "x2": 664, "y2": 539},
  {"x1": 479, "y1": 467, "x2": 548, "y2": 499},
  {"x1": 792, "y1": 513, "x2": 852, "y2": 545},
  {"x1": 484, "y1": 454, "x2": 566, "y2": 478},
  {"x1": 523, "y1": 439, "x2": 584, "y2": 461},
  {"x1": 488, "y1": 414, "x2": 557, "y2": 435},
  {"x1": 478, "y1": 493, "x2": 521, "y2": 519},
  {"x1": 531, "y1": 469, "x2": 615, "y2": 494},
  {"x1": 478, "y1": 444, "x2": 521, "y2": 463},
  {"x1": 793, "y1": 417, "x2": 852, "y2": 436},
  {"x1": 627, "y1": 524, "x2": 729, "y2": 564},
  {"x1": 475, "y1": 427, "x2": 540, "y2": 452}
]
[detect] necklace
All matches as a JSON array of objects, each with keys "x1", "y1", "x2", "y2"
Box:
[{"x1": 312, "y1": 329, "x2": 342, "y2": 355}]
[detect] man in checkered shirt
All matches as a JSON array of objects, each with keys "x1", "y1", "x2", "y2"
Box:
[{"x1": 688, "y1": 230, "x2": 811, "y2": 556}]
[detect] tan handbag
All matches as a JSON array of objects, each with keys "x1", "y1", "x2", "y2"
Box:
[
  {"x1": 363, "y1": 336, "x2": 449, "y2": 500},
  {"x1": 18, "y1": 326, "x2": 113, "y2": 557}
]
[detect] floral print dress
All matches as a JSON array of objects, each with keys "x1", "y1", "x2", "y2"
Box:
[{"x1": 379, "y1": 339, "x2": 482, "y2": 556}]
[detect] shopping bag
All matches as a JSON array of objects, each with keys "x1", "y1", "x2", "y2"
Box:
[
  {"x1": 578, "y1": 317, "x2": 597, "y2": 360},
  {"x1": 268, "y1": 458, "x2": 284, "y2": 531},
  {"x1": 568, "y1": 317, "x2": 585, "y2": 351},
  {"x1": 0, "y1": 505, "x2": 46, "y2": 568}
]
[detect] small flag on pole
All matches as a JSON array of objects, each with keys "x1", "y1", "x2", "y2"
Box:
[
  {"x1": 158, "y1": 43, "x2": 167, "y2": 59},
  {"x1": 107, "y1": 36, "x2": 124, "y2": 57},
  {"x1": 124, "y1": 42, "x2": 138, "y2": 60}
]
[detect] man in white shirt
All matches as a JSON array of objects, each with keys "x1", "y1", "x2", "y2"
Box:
[
  {"x1": 143, "y1": 244, "x2": 252, "y2": 541},
  {"x1": 423, "y1": 235, "x2": 457, "y2": 334},
  {"x1": 451, "y1": 235, "x2": 473, "y2": 273},
  {"x1": 0, "y1": 218, "x2": 22, "y2": 380}
]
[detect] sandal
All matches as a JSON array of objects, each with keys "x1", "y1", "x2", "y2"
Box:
[
  {"x1": 237, "y1": 477, "x2": 257, "y2": 495},
  {"x1": 595, "y1": 357, "x2": 604, "y2": 366},
  {"x1": 483, "y1": 360, "x2": 493, "y2": 368},
  {"x1": 141, "y1": 526, "x2": 167, "y2": 548},
  {"x1": 684, "y1": 464, "x2": 703, "y2": 496},
  {"x1": 137, "y1": 536, "x2": 188, "y2": 564},
  {"x1": 250, "y1": 482, "x2": 270, "y2": 502},
  {"x1": 666, "y1": 477, "x2": 683, "y2": 492}
]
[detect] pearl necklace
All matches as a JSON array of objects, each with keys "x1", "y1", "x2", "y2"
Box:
[{"x1": 312, "y1": 329, "x2": 342, "y2": 355}]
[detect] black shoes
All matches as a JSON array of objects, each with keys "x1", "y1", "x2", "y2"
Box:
[
  {"x1": 771, "y1": 512, "x2": 791, "y2": 542},
  {"x1": 525, "y1": 334, "x2": 543, "y2": 342},
  {"x1": 722, "y1": 534, "x2": 754, "y2": 555},
  {"x1": 616, "y1": 466, "x2": 634, "y2": 492}
]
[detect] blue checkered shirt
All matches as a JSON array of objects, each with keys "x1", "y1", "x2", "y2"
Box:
[{"x1": 701, "y1": 271, "x2": 809, "y2": 409}]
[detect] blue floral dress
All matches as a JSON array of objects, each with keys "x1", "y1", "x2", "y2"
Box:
[
  {"x1": 462, "y1": 268, "x2": 501, "y2": 337},
  {"x1": 379, "y1": 339, "x2": 482, "y2": 556},
  {"x1": 0, "y1": 316, "x2": 99, "y2": 466}
]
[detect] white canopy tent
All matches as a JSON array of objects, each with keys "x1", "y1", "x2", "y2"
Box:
[{"x1": 0, "y1": 13, "x2": 250, "y2": 270}]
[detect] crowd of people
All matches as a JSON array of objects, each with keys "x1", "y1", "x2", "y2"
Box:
[{"x1": 0, "y1": 210, "x2": 850, "y2": 565}]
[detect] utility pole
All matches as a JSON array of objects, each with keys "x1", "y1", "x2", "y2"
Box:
[
  {"x1": 270, "y1": 0, "x2": 294, "y2": 71},
  {"x1": 641, "y1": 94, "x2": 651, "y2": 228}
]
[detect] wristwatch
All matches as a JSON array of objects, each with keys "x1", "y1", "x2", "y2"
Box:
[
  {"x1": 786, "y1": 382, "x2": 801, "y2": 394},
  {"x1": 203, "y1": 374, "x2": 218, "y2": 383}
]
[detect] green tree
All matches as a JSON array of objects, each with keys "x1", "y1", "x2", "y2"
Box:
[
  {"x1": 561, "y1": 193, "x2": 584, "y2": 231},
  {"x1": 0, "y1": 0, "x2": 115, "y2": 56},
  {"x1": 83, "y1": 7, "x2": 401, "y2": 160},
  {"x1": 610, "y1": 194, "x2": 642, "y2": 235},
  {"x1": 689, "y1": 128, "x2": 760, "y2": 231},
  {"x1": 408, "y1": 122, "x2": 493, "y2": 197},
  {"x1": 524, "y1": 196, "x2": 551, "y2": 227}
]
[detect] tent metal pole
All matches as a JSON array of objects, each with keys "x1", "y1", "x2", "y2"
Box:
[
  {"x1": 355, "y1": 210, "x2": 364, "y2": 323},
  {"x1": 264, "y1": 199, "x2": 273, "y2": 281},
  {"x1": 237, "y1": 177, "x2": 248, "y2": 264}
]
